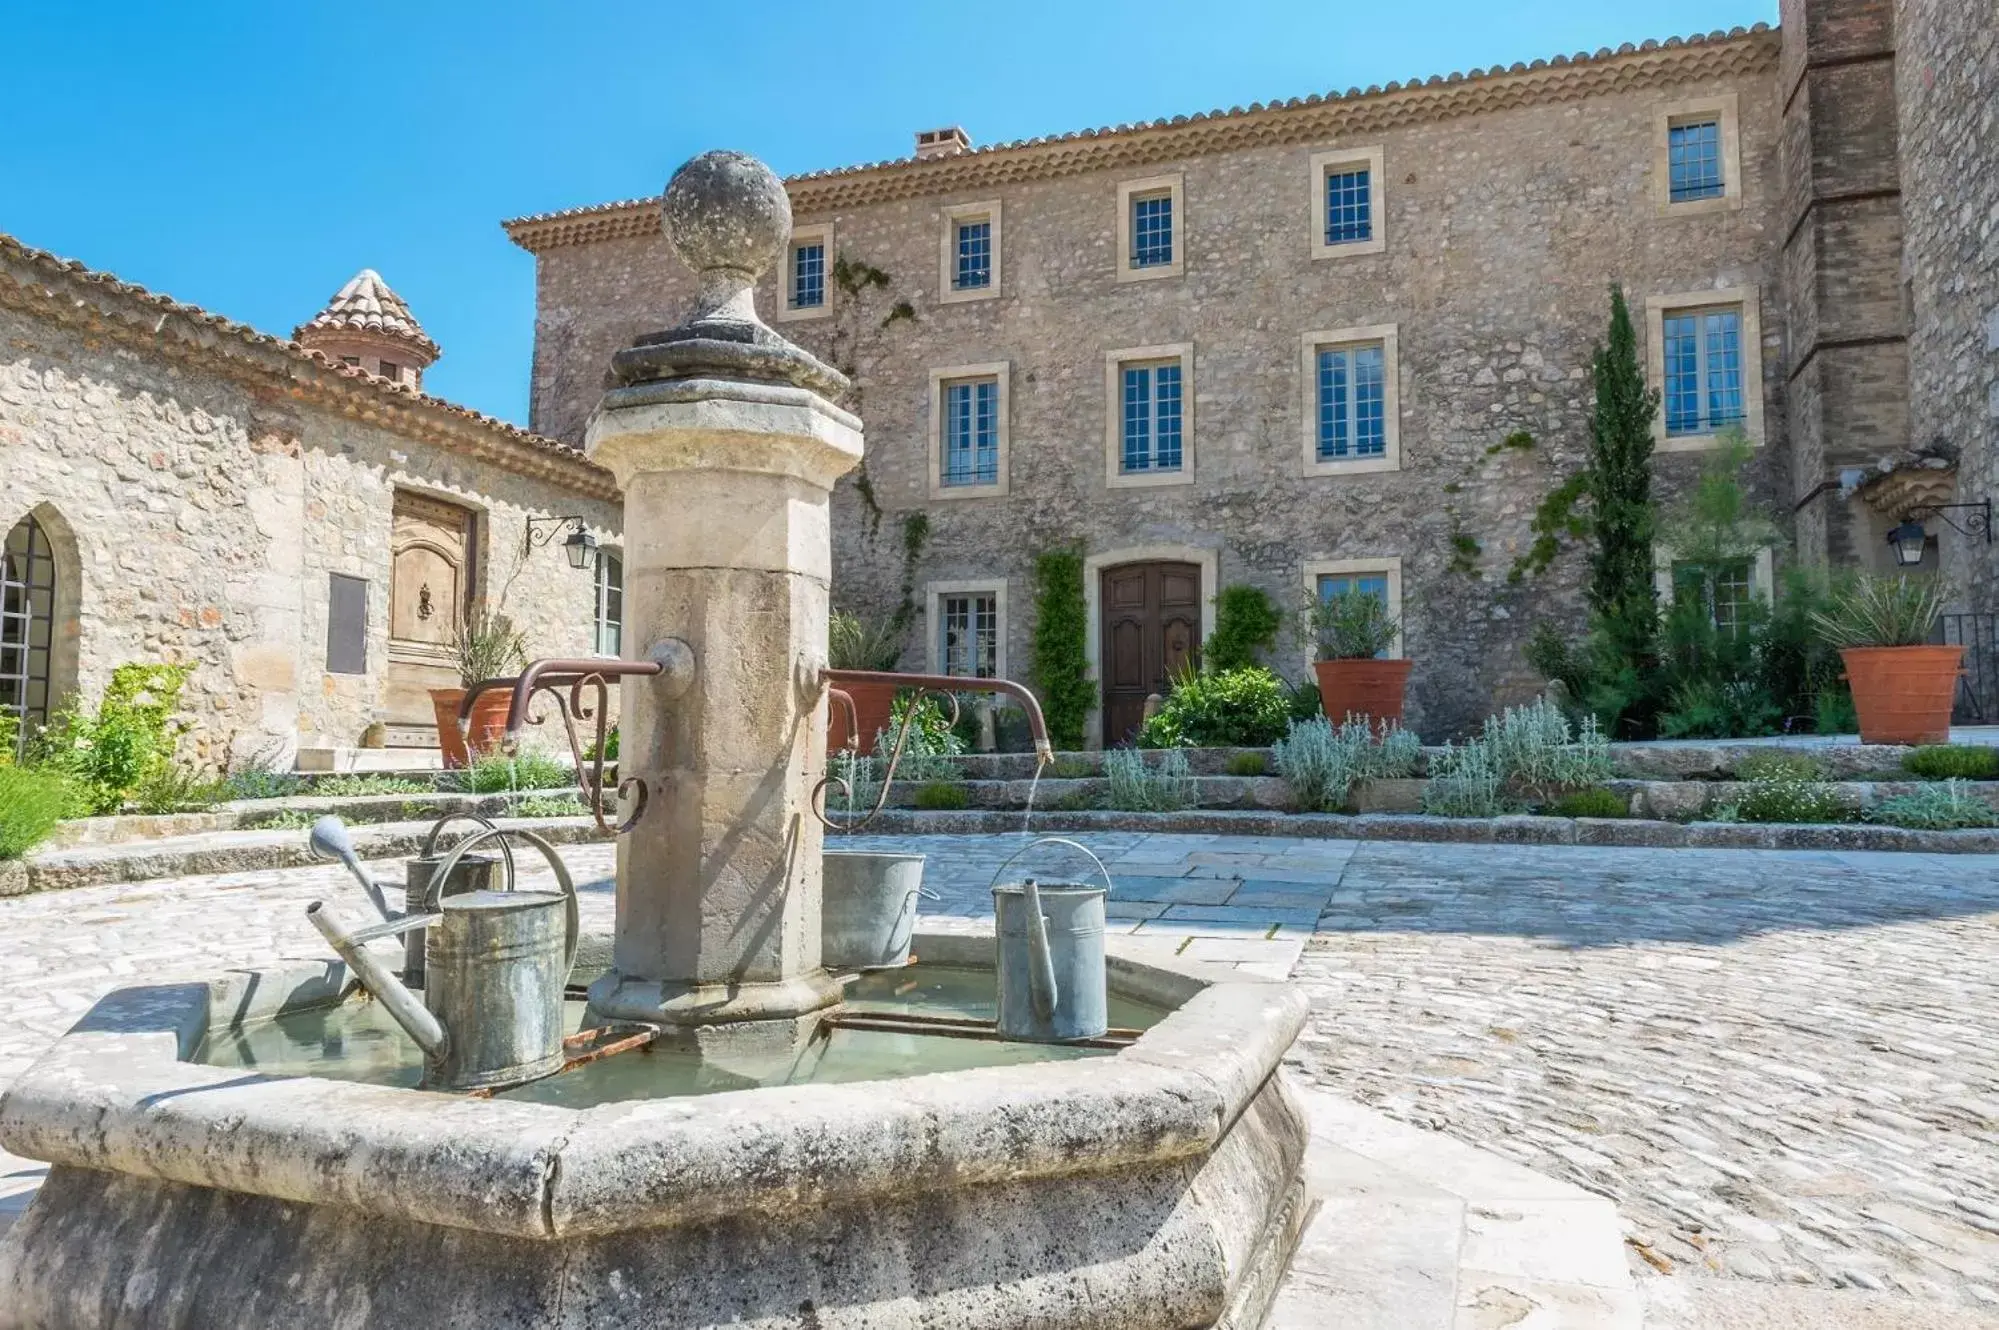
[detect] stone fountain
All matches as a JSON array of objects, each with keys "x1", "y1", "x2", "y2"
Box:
[{"x1": 0, "y1": 151, "x2": 1310, "y2": 1329}]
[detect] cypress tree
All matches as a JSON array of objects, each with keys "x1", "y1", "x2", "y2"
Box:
[{"x1": 1585, "y1": 286, "x2": 1660, "y2": 673}]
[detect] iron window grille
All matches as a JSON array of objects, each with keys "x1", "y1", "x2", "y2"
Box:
[
  {"x1": 1324, "y1": 167, "x2": 1373, "y2": 245},
  {"x1": 941, "y1": 379, "x2": 1000, "y2": 487},
  {"x1": 1663, "y1": 306, "x2": 1745, "y2": 436},
  {"x1": 1120, "y1": 362, "x2": 1184, "y2": 473},
  {"x1": 790, "y1": 242, "x2": 826, "y2": 309},
  {"x1": 1316, "y1": 343, "x2": 1388, "y2": 459},
  {"x1": 1130, "y1": 192, "x2": 1174, "y2": 268},
  {"x1": 941, "y1": 593, "x2": 998, "y2": 678},
  {"x1": 595, "y1": 551, "x2": 624, "y2": 657},
  {"x1": 1, "y1": 514, "x2": 57, "y2": 751},
  {"x1": 954, "y1": 220, "x2": 992, "y2": 290},
  {"x1": 1668, "y1": 119, "x2": 1725, "y2": 202}
]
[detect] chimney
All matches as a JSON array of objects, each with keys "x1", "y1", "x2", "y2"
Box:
[{"x1": 914, "y1": 126, "x2": 973, "y2": 161}]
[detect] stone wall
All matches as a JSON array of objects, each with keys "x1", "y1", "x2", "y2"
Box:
[
  {"x1": 0, "y1": 304, "x2": 619, "y2": 768},
  {"x1": 1896, "y1": 0, "x2": 1999, "y2": 611},
  {"x1": 525, "y1": 43, "x2": 1788, "y2": 739}
]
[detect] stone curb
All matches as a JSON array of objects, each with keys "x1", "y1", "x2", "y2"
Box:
[
  {"x1": 847, "y1": 808, "x2": 1999, "y2": 854},
  {"x1": 45, "y1": 787, "x2": 595, "y2": 848}
]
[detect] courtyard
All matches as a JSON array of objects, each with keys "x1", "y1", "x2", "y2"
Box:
[{"x1": 3, "y1": 830, "x2": 1995, "y2": 1323}]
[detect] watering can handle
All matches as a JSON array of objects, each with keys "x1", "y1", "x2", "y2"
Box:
[
  {"x1": 420, "y1": 812, "x2": 518, "y2": 888},
  {"x1": 985, "y1": 836, "x2": 1116, "y2": 898},
  {"x1": 424, "y1": 826, "x2": 581, "y2": 974}
]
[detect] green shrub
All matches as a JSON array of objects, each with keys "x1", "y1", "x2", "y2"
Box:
[
  {"x1": 1137, "y1": 666, "x2": 1290, "y2": 749},
  {"x1": 828, "y1": 749, "x2": 882, "y2": 817},
  {"x1": 1285, "y1": 678, "x2": 1323, "y2": 723},
  {"x1": 221, "y1": 766, "x2": 305, "y2": 802},
  {"x1": 1031, "y1": 549, "x2": 1091, "y2": 751},
  {"x1": 1274, "y1": 716, "x2": 1420, "y2": 812},
  {"x1": 1205, "y1": 586, "x2": 1282, "y2": 672},
  {"x1": 252, "y1": 807, "x2": 320, "y2": 831},
  {"x1": 876, "y1": 694, "x2": 964, "y2": 783},
  {"x1": 1736, "y1": 752, "x2": 1824, "y2": 782},
  {"x1": 0, "y1": 766, "x2": 80, "y2": 858},
  {"x1": 585, "y1": 725, "x2": 620, "y2": 763},
  {"x1": 513, "y1": 794, "x2": 589, "y2": 818},
  {"x1": 1046, "y1": 788, "x2": 1100, "y2": 812},
  {"x1": 29, "y1": 662, "x2": 194, "y2": 814},
  {"x1": 1710, "y1": 767, "x2": 1854, "y2": 824},
  {"x1": 1867, "y1": 780, "x2": 1999, "y2": 830},
  {"x1": 913, "y1": 781, "x2": 970, "y2": 811},
  {"x1": 1813, "y1": 686, "x2": 1858, "y2": 737},
  {"x1": 1302, "y1": 589, "x2": 1399, "y2": 661},
  {"x1": 1423, "y1": 740, "x2": 1510, "y2": 818},
  {"x1": 451, "y1": 605, "x2": 528, "y2": 686},
  {"x1": 1047, "y1": 756, "x2": 1095, "y2": 780},
  {"x1": 1103, "y1": 748, "x2": 1194, "y2": 812},
  {"x1": 1903, "y1": 746, "x2": 1999, "y2": 781},
  {"x1": 1810, "y1": 574, "x2": 1947, "y2": 649},
  {"x1": 0, "y1": 711, "x2": 17, "y2": 766},
  {"x1": 828, "y1": 610, "x2": 903, "y2": 671},
  {"x1": 1544, "y1": 786, "x2": 1628, "y2": 819},
  {"x1": 460, "y1": 749, "x2": 573, "y2": 793},
  {"x1": 1226, "y1": 751, "x2": 1270, "y2": 777},
  {"x1": 1479, "y1": 698, "x2": 1612, "y2": 795},
  {"x1": 132, "y1": 763, "x2": 225, "y2": 815},
  {"x1": 318, "y1": 774, "x2": 431, "y2": 797}
]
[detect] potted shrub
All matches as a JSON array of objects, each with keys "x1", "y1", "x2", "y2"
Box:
[
  {"x1": 430, "y1": 606, "x2": 528, "y2": 768},
  {"x1": 827, "y1": 609, "x2": 902, "y2": 756},
  {"x1": 1810, "y1": 574, "x2": 1958, "y2": 745},
  {"x1": 1305, "y1": 589, "x2": 1410, "y2": 731}
]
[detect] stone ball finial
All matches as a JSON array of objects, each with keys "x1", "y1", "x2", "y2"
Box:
[{"x1": 661, "y1": 151, "x2": 792, "y2": 290}]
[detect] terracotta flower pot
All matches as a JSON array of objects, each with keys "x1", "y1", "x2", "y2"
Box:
[
  {"x1": 430, "y1": 687, "x2": 515, "y2": 769},
  {"x1": 827, "y1": 679, "x2": 901, "y2": 757},
  {"x1": 1313, "y1": 658, "x2": 1413, "y2": 732},
  {"x1": 1839, "y1": 645, "x2": 1963, "y2": 746}
]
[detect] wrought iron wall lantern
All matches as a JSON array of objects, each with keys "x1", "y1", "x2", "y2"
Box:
[
  {"x1": 1887, "y1": 499, "x2": 1992, "y2": 568},
  {"x1": 522, "y1": 515, "x2": 598, "y2": 570}
]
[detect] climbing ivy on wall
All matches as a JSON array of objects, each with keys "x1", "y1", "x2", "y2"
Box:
[
  {"x1": 1031, "y1": 549, "x2": 1091, "y2": 752},
  {"x1": 890, "y1": 513, "x2": 931, "y2": 632}
]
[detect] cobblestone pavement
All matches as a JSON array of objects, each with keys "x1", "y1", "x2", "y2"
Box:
[{"x1": 1, "y1": 832, "x2": 1996, "y2": 1313}]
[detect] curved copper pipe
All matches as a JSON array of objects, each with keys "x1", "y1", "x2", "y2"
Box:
[
  {"x1": 821, "y1": 669, "x2": 1053, "y2": 763},
  {"x1": 458, "y1": 658, "x2": 665, "y2": 744},
  {"x1": 826, "y1": 686, "x2": 859, "y2": 748}
]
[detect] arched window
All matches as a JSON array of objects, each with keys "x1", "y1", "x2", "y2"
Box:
[{"x1": 2, "y1": 513, "x2": 59, "y2": 749}]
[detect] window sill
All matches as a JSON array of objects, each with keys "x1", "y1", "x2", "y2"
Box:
[
  {"x1": 929, "y1": 480, "x2": 1011, "y2": 501},
  {"x1": 939, "y1": 284, "x2": 999, "y2": 305},
  {"x1": 1658, "y1": 428, "x2": 1758, "y2": 454},
  {"x1": 1312, "y1": 235, "x2": 1385, "y2": 259},
  {"x1": 1106, "y1": 467, "x2": 1194, "y2": 490},
  {"x1": 1303, "y1": 454, "x2": 1399, "y2": 478},
  {"x1": 1656, "y1": 192, "x2": 1741, "y2": 219},
  {"x1": 775, "y1": 304, "x2": 831, "y2": 323},
  {"x1": 1116, "y1": 262, "x2": 1183, "y2": 284}
]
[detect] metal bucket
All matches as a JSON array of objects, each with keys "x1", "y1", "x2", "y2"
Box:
[
  {"x1": 424, "y1": 890, "x2": 571, "y2": 1090},
  {"x1": 990, "y1": 838, "x2": 1112, "y2": 1043},
  {"x1": 402, "y1": 813, "x2": 513, "y2": 986},
  {"x1": 822, "y1": 851, "x2": 928, "y2": 970}
]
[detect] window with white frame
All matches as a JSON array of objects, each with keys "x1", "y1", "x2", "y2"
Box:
[
  {"x1": 1654, "y1": 95, "x2": 1741, "y2": 214},
  {"x1": 1662, "y1": 306, "x2": 1745, "y2": 438},
  {"x1": 941, "y1": 376, "x2": 1000, "y2": 487},
  {"x1": 1122, "y1": 361, "x2": 1182, "y2": 473},
  {"x1": 1117, "y1": 175, "x2": 1184, "y2": 281},
  {"x1": 940, "y1": 591, "x2": 999, "y2": 678},
  {"x1": 781, "y1": 225, "x2": 832, "y2": 319},
  {"x1": 1311, "y1": 147, "x2": 1384, "y2": 257},
  {"x1": 594, "y1": 550, "x2": 623, "y2": 656},
  {"x1": 1667, "y1": 119, "x2": 1724, "y2": 202},
  {"x1": 1670, "y1": 558, "x2": 1754, "y2": 636},
  {"x1": 1317, "y1": 342, "x2": 1387, "y2": 460}
]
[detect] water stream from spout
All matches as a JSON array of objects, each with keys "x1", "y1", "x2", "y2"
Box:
[{"x1": 1020, "y1": 753, "x2": 1047, "y2": 836}]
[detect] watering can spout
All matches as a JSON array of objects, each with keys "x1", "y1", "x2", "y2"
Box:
[
  {"x1": 1020, "y1": 878, "x2": 1059, "y2": 1020},
  {"x1": 306, "y1": 901, "x2": 449, "y2": 1064}
]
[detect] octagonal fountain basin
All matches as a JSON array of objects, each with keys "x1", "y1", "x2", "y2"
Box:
[{"x1": 0, "y1": 931, "x2": 1310, "y2": 1330}]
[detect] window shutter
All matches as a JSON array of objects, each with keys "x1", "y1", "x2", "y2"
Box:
[{"x1": 327, "y1": 574, "x2": 368, "y2": 674}]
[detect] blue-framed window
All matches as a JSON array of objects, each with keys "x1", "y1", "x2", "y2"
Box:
[
  {"x1": 1120, "y1": 361, "x2": 1184, "y2": 474},
  {"x1": 941, "y1": 378, "x2": 1000, "y2": 487},
  {"x1": 1663, "y1": 307, "x2": 1745, "y2": 437},
  {"x1": 1316, "y1": 572, "x2": 1393, "y2": 658},
  {"x1": 789, "y1": 241, "x2": 825, "y2": 310},
  {"x1": 941, "y1": 592, "x2": 999, "y2": 678},
  {"x1": 1324, "y1": 167, "x2": 1372, "y2": 245},
  {"x1": 1315, "y1": 342, "x2": 1387, "y2": 460},
  {"x1": 1130, "y1": 192, "x2": 1174, "y2": 269},
  {"x1": 1668, "y1": 119, "x2": 1724, "y2": 203},
  {"x1": 954, "y1": 219, "x2": 992, "y2": 290}
]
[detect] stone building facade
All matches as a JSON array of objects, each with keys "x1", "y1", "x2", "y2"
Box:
[
  {"x1": 505, "y1": 3, "x2": 1987, "y2": 741},
  {"x1": 0, "y1": 237, "x2": 622, "y2": 769}
]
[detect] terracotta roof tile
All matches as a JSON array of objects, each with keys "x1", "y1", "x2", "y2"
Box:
[{"x1": 295, "y1": 268, "x2": 440, "y2": 358}]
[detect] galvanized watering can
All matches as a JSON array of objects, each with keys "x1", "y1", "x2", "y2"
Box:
[
  {"x1": 306, "y1": 819, "x2": 580, "y2": 1092},
  {"x1": 400, "y1": 812, "x2": 511, "y2": 987},
  {"x1": 990, "y1": 837, "x2": 1112, "y2": 1043}
]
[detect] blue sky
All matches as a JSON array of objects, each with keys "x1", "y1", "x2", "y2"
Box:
[{"x1": 4, "y1": 1, "x2": 1776, "y2": 427}]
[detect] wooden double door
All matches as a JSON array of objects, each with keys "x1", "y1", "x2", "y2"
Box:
[
  {"x1": 1100, "y1": 561, "x2": 1200, "y2": 746},
  {"x1": 380, "y1": 492, "x2": 477, "y2": 745}
]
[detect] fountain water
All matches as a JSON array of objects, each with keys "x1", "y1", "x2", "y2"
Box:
[{"x1": 0, "y1": 150, "x2": 1311, "y2": 1329}]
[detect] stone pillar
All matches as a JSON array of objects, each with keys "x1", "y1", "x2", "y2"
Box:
[{"x1": 582, "y1": 152, "x2": 862, "y2": 1049}]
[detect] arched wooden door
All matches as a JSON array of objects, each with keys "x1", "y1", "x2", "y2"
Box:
[
  {"x1": 1100, "y1": 561, "x2": 1200, "y2": 746},
  {"x1": 381, "y1": 492, "x2": 477, "y2": 746}
]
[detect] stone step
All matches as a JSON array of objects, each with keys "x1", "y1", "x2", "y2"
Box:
[
  {"x1": 1271, "y1": 1084, "x2": 1640, "y2": 1329},
  {"x1": 9, "y1": 815, "x2": 613, "y2": 896}
]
